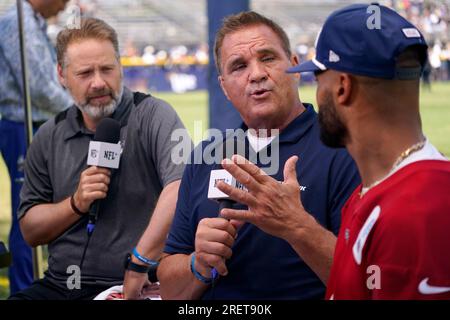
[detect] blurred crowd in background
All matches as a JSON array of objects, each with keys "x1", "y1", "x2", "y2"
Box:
[{"x1": 298, "y1": 0, "x2": 450, "y2": 83}]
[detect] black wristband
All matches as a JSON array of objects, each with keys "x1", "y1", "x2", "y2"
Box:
[
  {"x1": 124, "y1": 253, "x2": 150, "y2": 273},
  {"x1": 70, "y1": 195, "x2": 88, "y2": 216}
]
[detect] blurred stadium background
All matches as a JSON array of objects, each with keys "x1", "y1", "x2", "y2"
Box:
[{"x1": 1, "y1": 0, "x2": 450, "y2": 298}]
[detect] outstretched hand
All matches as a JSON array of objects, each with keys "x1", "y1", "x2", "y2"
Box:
[{"x1": 217, "y1": 155, "x2": 315, "y2": 242}]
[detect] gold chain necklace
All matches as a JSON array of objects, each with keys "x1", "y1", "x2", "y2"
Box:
[{"x1": 359, "y1": 139, "x2": 426, "y2": 198}]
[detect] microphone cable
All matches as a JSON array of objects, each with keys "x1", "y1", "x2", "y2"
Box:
[{"x1": 67, "y1": 214, "x2": 94, "y2": 300}]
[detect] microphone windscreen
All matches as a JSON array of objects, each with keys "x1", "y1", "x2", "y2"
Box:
[{"x1": 94, "y1": 118, "x2": 121, "y2": 143}]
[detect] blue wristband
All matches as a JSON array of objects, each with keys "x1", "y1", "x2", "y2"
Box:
[
  {"x1": 190, "y1": 253, "x2": 215, "y2": 284},
  {"x1": 132, "y1": 247, "x2": 159, "y2": 267}
]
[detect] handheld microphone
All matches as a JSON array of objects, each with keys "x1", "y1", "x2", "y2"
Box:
[
  {"x1": 70, "y1": 118, "x2": 122, "y2": 300},
  {"x1": 207, "y1": 169, "x2": 247, "y2": 205},
  {"x1": 86, "y1": 118, "x2": 121, "y2": 234},
  {"x1": 207, "y1": 169, "x2": 247, "y2": 279}
]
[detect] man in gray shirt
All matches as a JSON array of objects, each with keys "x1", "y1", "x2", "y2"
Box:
[{"x1": 9, "y1": 18, "x2": 190, "y2": 300}]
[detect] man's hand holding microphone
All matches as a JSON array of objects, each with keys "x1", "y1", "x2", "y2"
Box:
[
  {"x1": 70, "y1": 166, "x2": 111, "y2": 216},
  {"x1": 190, "y1": 168, "x2": 245, "y2": 284}
]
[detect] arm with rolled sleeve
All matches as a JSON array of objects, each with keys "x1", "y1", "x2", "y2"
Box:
[{"x1": 18, "y1": 122, "x2": 83, "y2": 247}]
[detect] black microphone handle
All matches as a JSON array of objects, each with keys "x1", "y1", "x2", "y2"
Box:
[
  {"x1": 87, "y1": 165, "x2": 113, "y2": 227},
  {"x1": 218, "y1": 199, "x2": 234, "y2": 214},
  {"x1": 88, "y1": 200, "x2": 100, "y2": 225}
]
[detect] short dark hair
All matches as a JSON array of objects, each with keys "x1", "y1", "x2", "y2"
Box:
[{"x1": 214, "y1": 11, "x2": 292, "y2": 74}]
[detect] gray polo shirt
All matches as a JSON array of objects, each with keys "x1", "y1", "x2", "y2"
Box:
[{"x1": 19, "y1": 87, "x2": 191, "y2": 287}]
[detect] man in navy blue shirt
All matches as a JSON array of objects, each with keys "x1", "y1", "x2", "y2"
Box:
[{"x1": 158, "y1": 11, "x2": 360, "y2": 300}]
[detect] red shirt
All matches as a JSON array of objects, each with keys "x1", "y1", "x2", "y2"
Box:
[{"x1": 326, "y1": 160, "x2": 450, "y2": 300}]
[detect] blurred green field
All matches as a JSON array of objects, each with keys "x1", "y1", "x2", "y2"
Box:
[{"x1": 1, "y1": 82, "x2": 449, "y2": 298}]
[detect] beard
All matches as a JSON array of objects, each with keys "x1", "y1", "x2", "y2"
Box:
[
  {"x1": 317, "y1": 91, "x2": 348, "y2": 148},
  {"x1": 73, "y1": 85, "x2": 124, "y2": 121}
]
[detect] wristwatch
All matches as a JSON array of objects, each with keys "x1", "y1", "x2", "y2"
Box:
[{"x1": 124, "y1": 253, "x2": 159, "y2": 283}]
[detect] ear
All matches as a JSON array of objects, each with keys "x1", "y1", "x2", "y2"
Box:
[
  {"x1": 218, "y1": 75, "x2": 231, "y2": 101},
  {"x1": 289, "y1": 54, "x2": 301, "y2": 80},
  {"x1": 336, "y1": 73, "x2": 353, "y2": 106},
  {"x1": 290, "y1": 54, "x2": 299, "y2": 66},
  {"x1": 57, "y1": 64, "x2": 66, "y2": 88}
]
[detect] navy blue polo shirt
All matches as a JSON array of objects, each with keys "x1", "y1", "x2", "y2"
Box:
[{"x1": 164, "y1": 104, "x2": 360, "y2": 299}]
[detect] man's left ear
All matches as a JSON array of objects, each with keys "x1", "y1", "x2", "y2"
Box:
[
  {"x1": 290, "y1": 55, "x2": 300, "y2": 79},
  {"x1": 291, "y1": 54, "x2": 299, "y2": 66}
]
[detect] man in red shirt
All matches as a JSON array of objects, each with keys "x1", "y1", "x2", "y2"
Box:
[
  {"x1": 216, "y1": 3, "x2": 450, "y2": 299},
  {"x1": 287, "y1": 4, "x2": 450, "y2": 299},
  {"x1": 325, "y1": 158, "x2": 450, "y2": 299}
]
